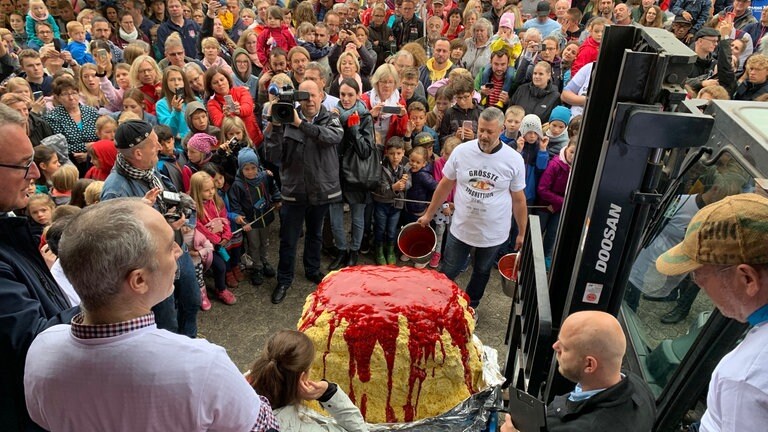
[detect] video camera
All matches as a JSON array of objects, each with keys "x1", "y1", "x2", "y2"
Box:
[
  {"x1": 268, "y1": 84, "x2": 310, "y2": 124},
  {"x1": 161, "y1": 191, "x2": 195, "y2": 222}
]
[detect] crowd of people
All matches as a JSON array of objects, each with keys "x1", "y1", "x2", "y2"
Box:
[{"x1": 1, "y1": 0, "x2": 768, "y2": 429}]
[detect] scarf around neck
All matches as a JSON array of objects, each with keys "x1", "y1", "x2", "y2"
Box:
[
  {"x1": 115, "y1": 153, "x2": 166, "y2": 211},
  {"x1": 336, "y1": 100, "x2": 368, "y2": 124},
  {"x1": 368, "y1": 88, "x2": 400, "y2": 121},
  {"x1": 119, "y1": 27, "x2": 139, "y2": 42}
]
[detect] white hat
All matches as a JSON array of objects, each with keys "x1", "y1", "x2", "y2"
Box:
[{"x1": 519, "y1": 114, "x2": 543, "y2": 138}]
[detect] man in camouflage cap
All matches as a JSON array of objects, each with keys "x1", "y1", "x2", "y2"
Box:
[{"x1": 656, "y1": 193, "x2": 768, "y2": 431}]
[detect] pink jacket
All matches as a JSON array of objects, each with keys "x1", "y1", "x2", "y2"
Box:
[
  {"x1": 196, "y1": 200, "x2": 232, "y2": 245},
  {"x1": 256, "y1": 25, "x2": 297, "y2": 68},
  {"x1": 536, "y1": 151, "x2": 570, "y2": 212}
]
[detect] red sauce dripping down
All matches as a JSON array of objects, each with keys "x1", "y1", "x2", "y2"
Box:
[{"x1": 299, "y1": 266, "x2": 477, "y2": 423}]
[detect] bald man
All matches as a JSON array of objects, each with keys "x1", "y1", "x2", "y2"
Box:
[{"x1": 503, "y1": 311, "x2": 656, "y2": 431}]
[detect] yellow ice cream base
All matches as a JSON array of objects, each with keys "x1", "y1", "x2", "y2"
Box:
[{"x1": 299, "y1": 293, "x2": 485, "y2": 424}]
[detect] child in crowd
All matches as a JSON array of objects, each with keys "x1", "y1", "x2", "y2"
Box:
[
  {"x1": 202, "y1": 163, "x2": 242, "y2": 288},
  {"x1": 256, "y1": 6, "x2": 296, "y2": 70},
  {"x1": 85, "y1": 116, "x2": 118, "y2": 181},
  {"x1": 248, "y1": 330, "x2": 366, "y2": 430},
  {"x1": 544, "y1": 106, "x2": 571, "y2": 159},
  {"x1": 83, "y1": 181, "x2": 104, "y2": 206},
  {"x1": 295, "y1": 22, "x2": 330, "y2": 61},
  {"x1": 372, "y1": 137, "x2": 411, "y2": 266},
  {"x1": 44, "y1": 213, "x2": 82, "y2": 307},
  {"x1": 571, "y1": 17, "x2": 608, "y2": 76},
  {"x1": 405, "y1": 101, "x2": 439, "y2": 155},
  {"x1": 183, "y1": 101, "x2": 220, "y2": 149},
  {"x1": 64, "y1": 21, "x2": 93, "y2": 65},
  {"x1": 516, "y1": 114, "x2": 550, "y2": 203},
  {"x1": 536, "y1": 139, "x2": 576, "y2": 269},
  {"x1": 33, "y1": 146, "x2": 60, "y2": 194},
  {"x1": 189, "y1": 171, "x2": 237, "y2": 306},
  {"x1": 426, "y1": 86, "x2": 450, "y2": 130},
  {"x1": 201, "y1": 37, "x2": 234, "y2": 75},
  {"x1": 500, "y1": 105, "x2": 524, "y2": 146},
  {"x1": 50, "y1": 164, "x2": 79, "y2": 206},
  {"x1": 488, "y1": 13, "x2": 522, "y2": 64},
  {"x1": 69, "y1": 178, "x2": 94, "y2": 208},
  {"x1": 568, "y1": 114, "x2": 582, "y2": 140},
  {"x1": 449, "y1": 38, "x2": 467, "y2": 69},
  {"x1": 430, "y1": 137, "x2": 460, "y2": 268},
  {"x1": 218, "y1": 116, "x2": 254, "y2": 177},
  {"x1": 26, "y1": 0, "x2": 61, "y2": 49},
  {"x1": 229, "y1": 148, "x2": 281, "y2": 286},
  {"x1": 402, "y1": 146, "x2": 437, "y2": 267},
  {"x1": 183, "y1": 133, "x2": 216, "y2": 192},
  {"x1": 155, "y1": 124, "x2": 188, "y2": 192},
  {"x1": 26, "y1": 193, "x2": 55, "y2": 244}
]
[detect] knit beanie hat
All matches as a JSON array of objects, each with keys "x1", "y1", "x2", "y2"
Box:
[
  {"x1": 499, "y1": 12, "x2": 516, "y2": 30},
  {"x1": 519, "y1": 114, "x2": 543, "y2": 139},
  {"x1": 187, "y1": 133, "x2": 216, "y2": 157},
  {"x1": 548, "y1": 106, "x2": 571, "y2": 127},
  {"x1": 237, "y1": 147, "x2": 260, "y2": 171}
]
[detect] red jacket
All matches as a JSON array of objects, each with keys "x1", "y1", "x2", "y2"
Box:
[
  {"x1": 360, "y1": 92, "x2": 409, "y2": 143},
  {"x1": 138, "y1": 83, "x2": 162, "y2": 115},
  {"x1": 207, "y1": 86, "x2": 264, "y2": 147},
  {"x1": 571, "y1": 36, "x2": 600, "y2": 77},
  {"x1": 196, "y1": 199, "x2": 232, "y2": 245},
  {"x1": 256, "y1": 25, "x2": 297, "y2": 68}
]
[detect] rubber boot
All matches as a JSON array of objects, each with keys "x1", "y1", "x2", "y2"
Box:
[
  {"x1": 386, "y1": 242, "x2": 397, "y2": 265},
  {"x1": 375, "y1": 244, "x2": 386, "y2": 265},
  {"x1": 200, "y1": 287, "x2": 212, "y2": 311}
]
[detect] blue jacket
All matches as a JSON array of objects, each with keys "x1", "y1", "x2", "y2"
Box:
[
  {"x1": 64, "y1": 40, "x2": 94, "y2": 65},
  {"x1": 0, "y1": 215, "x2": 78, "y2": 431},
  {"x1": 102, "y1": 168, "x2": 178, "y2": 209},
  {"x1": 519, "y1": 142, "x2": 549, "y2": 202},
  {"x1": 405, "y1": 167, "x2": 438, "y2": 215},
  {"x1": 157, "y1": 18, "x2": 201, "y2": 58},
  {"x1": 670, "y1": 0, "x2": 712, "y2": 32}
]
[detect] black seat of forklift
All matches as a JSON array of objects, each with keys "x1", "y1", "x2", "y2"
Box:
[{"x1": 646, "y1": 311, "x2": 711, "y2": 387}]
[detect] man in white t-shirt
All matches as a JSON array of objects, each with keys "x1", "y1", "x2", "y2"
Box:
[
  {"x1": 418, "y1": 107, "x2": 528, "y2": 310},
  {"x1": 24, "y1": 199, "x2": 278, "y2": 432}
]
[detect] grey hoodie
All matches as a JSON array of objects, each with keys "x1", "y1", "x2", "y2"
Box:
[{"x1": 182, "y1": 100, "x2": 221, "y2": 149}]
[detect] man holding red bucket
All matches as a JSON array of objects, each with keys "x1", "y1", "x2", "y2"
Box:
[{"x1": 418, "y1": 107, "x2": 528, "y2": 313}]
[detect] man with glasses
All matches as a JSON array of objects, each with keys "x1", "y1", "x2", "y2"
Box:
[
  {"x1": 159, "y1": 37, "x2": 206, "y2": 71},
  {"x1": 656, "y1": 193, "x2": 768, "y2": 431},
  {"x1": 368, "y1": 3, "x2": 394, "y2": 69},
  {"x1": 685, "y1": 26, "x2": 735, "y2": 97},
  {"x1": 0, "y1": 104, "x2": 78, "y2": 430}
]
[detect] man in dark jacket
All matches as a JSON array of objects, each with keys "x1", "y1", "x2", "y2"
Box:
[
  {"x1": 733, "y1": 53, "x2": 768, "y2": 100},
  {"x1": 685, "y1": 26, "x2": 736, "y2": 96},
  {"x1": 264, "y1": 79, "x2": 344, "y2": 304},
  {"x1": 0, "y1": 104, "x2": 78, "y2": 431},
  {"x1": 392, "y1": 0, "x2": 423, "y2": 49},
  {"x1": 502, "y1": 311, "x2": 656, "y2": 432}
]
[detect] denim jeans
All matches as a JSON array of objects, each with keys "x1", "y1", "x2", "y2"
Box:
[
  {"x1": 439, "y1": 232, "x2": 502, "y2": 308},
  {"x1": 277, "y1": 202, "x2": 330, "y2": 286},
  {"x1": 536, "y1": 210, "x2": 561, "y2": 260},
  {"x1": 175, "y1": 249, "x2": 200, "y2": 338},
  {"x1": 374, "y1": 202, "x2": 401, "y2": 244},
  {"x1": 329, "y1": 202, "x2": 367, "y2": 251}
]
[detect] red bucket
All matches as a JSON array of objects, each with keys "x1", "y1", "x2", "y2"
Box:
[
  {"x1": 397, "y1": 223, "x2": 436, "y2": 265},
  {"x1": 498, "y1": 253, "x2": 519, "y2": 298}
]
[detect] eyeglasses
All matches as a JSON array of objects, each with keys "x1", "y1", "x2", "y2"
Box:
[
  {"x1": 690, "y1": 265, "x2": 736, "y2": 285},
  {"x1": 0, "y1": 159, "x2": 36, "y2": 178},
  {"x1": 59, "y1": 91, "x2": 79, "y2": 98}
]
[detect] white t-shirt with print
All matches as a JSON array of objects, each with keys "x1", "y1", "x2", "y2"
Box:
[{"x1": 443, "y1": 139, "x2": 526, "y2": 248}]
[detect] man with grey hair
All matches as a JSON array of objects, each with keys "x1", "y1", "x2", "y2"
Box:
[
  {"x1": 418, "y1": 107, "x2": 528, "y2": 314},
  {"x1": 23, "y1": 198, "x2": 278, "y2": 431},
  {"x1": 101, "y1": 120, "x2": 200, "y2": 338},
  {"x1": 0, "y1": 104, "x2": 78, "y2": 430},
  {"x1": 304, "y1": 61, "x2": 340, "y2": 110}
]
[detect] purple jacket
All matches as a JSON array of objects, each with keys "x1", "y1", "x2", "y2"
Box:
[{"x1": 536, "y1": 154, "x2": 570, "y2": 212}]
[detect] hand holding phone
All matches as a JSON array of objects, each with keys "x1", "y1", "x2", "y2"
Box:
[
  {"x1": 224, "y1": 94, "x2": 236, "y2": 112},
  {"x1": 382, "y1": 105, "x2": 401, "y2": 115}
]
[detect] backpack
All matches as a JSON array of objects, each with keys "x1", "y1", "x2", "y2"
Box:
[{"x1": 341, "y1": 112, "x2": 381, "y2": 191}]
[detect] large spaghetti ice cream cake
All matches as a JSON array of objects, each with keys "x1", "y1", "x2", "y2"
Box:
[{"x1": 298, "y1": 266, "x2": 485, "y2": 423}]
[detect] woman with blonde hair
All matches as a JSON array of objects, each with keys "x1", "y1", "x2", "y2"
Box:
[
  {"x1": 361, "y1": 63, "x2": 409, "y2": 145},
  {"x1": 78, "y1": 64, "x2": 109, "y2": 110},
  {"x1": 129, "y1": 54, "x2": 163, "y2": 114},
  {"x1": 329, "y1": 50, "x2": 371, "y2": 97}
]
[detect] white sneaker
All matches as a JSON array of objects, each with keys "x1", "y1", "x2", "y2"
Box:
[
  {"x1": 414, "y1": 262, "x2": 427, "y2": 269},
  {"x1": 400, "y1": 254, "x2": 410, "y2": 262}
]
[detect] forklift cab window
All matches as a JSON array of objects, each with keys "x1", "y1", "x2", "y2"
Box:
[{"x1": 622, "y1": 152, "x2": 754, "y2": 396}]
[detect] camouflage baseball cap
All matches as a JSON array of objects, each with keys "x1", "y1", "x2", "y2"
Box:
[
  {"x1": 413, "y1": 132, "x2": 435, "y2": 148},
  {"x1": 656, "y1": 193, "x2": 768, "y2": 276}
]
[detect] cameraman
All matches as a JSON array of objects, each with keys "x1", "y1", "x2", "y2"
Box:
[
  {"x1": 264, "y1": 80, "x2": 344, "y2": 305},
  {"x1": 101, "y1": 120, "x2": 201, "y2": 337}
]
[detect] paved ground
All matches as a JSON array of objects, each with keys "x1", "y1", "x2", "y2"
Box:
[{"x1": 198, "y1": 230, "x2": 514, "y2": 372}]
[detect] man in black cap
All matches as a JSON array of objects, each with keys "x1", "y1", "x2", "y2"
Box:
[
  {"x1": 101, "y1": 120, "x2": 202, "y2": 338},
  {"x1": 670, "y1": 0, "x2": 711, "y2": 41},
  {"x1": 685, "y1": 26, "x2": 735, "y2": 96},
  {"x1": 669, "y1": 15, "x2": 694, "y2": 43},
  {"x1": 523, "y1": 1, "x2": 562, "y2": 36}
]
